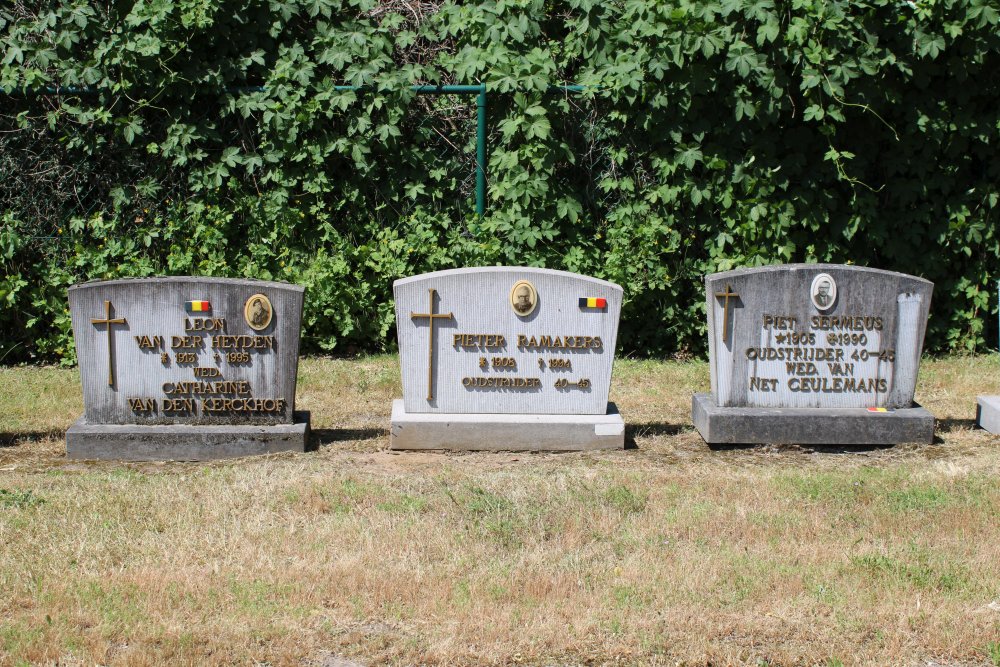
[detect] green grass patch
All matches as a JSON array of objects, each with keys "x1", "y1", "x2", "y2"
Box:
[
  {"x1": 0, "y1": 488, "x2": 45, "y2": 509},
  {"x1": 984, "y1": 641, "x2": 1000, "y2": 666},
  {"x1": 850, "y1": 546, "x2": 973, "y2": 595},
  {"x1": 886, "y1": 483, "x2": 954, "y2": 512},
  {"x1": 228, "y1": 577, "x2": 299, "y2": 617},
  {"x1": 603, "y1": 484, "x2": 647, "y2": 515},
  {"x1": 461, "y1": 486, "x2": 525, "y2": 549},
  {"x1": 778, "y1": 466, "x2": 900, "y2": 504},
  {"x1": 777, "y1": 467, "x2": 986, "y2": 515},
  {"x1": 612, "y1": 584, "x2": 648, "y2": 610},
  {"x1": 73, "y1": 580, "x2": 145, "y2": 631},
  {"x1": 0, "y1": 620, "x2": 45, "y2": 657},
  {"x1": 377, "y1": 493, "x2": 429, "y2": 515},
  {"x1": 303, "y1": 476, "x2": 390, "y2": 514}
]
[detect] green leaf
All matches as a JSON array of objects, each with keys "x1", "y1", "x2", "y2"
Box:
[
  {"x1": 726, "y1": 42, "x2": 758, "y2": 78},
  {"x1": 803, "y1": 105, "x2": 825, "y2": 121}
]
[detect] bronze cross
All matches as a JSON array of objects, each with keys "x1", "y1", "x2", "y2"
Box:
[
  {"x1": 410, "y1": 288, "x2": 453, "y2": 401},
  {"x1": 91, "y1": 300, "x2": 127, "y2": 387},
  {"x1": 714, "y1": 284, "x2": 739, "y2": 344}
]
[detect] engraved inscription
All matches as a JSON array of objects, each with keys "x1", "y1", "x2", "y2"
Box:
[
  {"x1": 554, "y1": 378, "x2": 591, "y2": 390},
  {"x1": 517, "y1": 335, "x2": 603, "y2": 350},
  {"x1": 747, "y1": 311, "x2": 893, "y2": 400},
  {"x1": 462, "y1": 377, "x2": 542, "y2": 389},
  {"x1": 454, "y1": 333, "x2": 506, "y2": 348},
  {"x1": 113, "y1": 301, "x2": 283, "y2": 420}
]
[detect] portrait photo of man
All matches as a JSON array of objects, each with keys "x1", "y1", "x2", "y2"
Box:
[
  {"x1": 244, "y1": 294, "x2": 273, "y2": 330},
  {"x1": 509, "y1": 280, "x2": 538, "y2": 316},
  {"x1": 810, "y1": 274, "x2": 837, "y2": 311},
  {"x1": 815, "y1": 280, "x2": 832, "y2": 307}
]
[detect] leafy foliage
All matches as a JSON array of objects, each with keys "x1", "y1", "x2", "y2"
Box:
[{"x1": 1, "y1": 0, "x2": 998, "y2": 363}]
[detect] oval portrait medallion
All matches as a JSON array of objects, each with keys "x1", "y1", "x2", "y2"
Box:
[
  {"x1": 509, "y1": 280, "x2": 538, "y2": 317},
  {"x1": 244, "y1": 293, "x2": 273, "y2": 331},
  {"x1": 810, "y1": 273, "x2": 837, "y2": 311}
]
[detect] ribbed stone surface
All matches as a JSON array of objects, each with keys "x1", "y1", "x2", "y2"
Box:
[
  {"x1": 394, "y1": 267, "x2": 623, "y2": 415},
  {"x1": 69, "y1": 277, "x2": 303, "y2": 425}
]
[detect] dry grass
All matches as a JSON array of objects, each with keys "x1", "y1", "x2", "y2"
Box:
[{"x1": 1, "y1": 355, "x2": 999, "y2": 666}]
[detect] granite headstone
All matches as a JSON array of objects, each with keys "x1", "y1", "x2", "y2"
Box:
[
  {"x1": 390, "y1": 267, "x2": 625, "y2": 450},
  {"x1": 975, "y1": 396, "x2": 1000, "y2": 434},
  {"x1": 66, "y1": 277, "x2": 309, "y2": 460},
  {"x1": 692, "y1": 264, "x2": 935, "y2": 444}
]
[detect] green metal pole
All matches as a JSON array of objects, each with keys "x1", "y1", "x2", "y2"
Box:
[{"x1": 476, "y1": 83, "x2": 487, "y2": 218}]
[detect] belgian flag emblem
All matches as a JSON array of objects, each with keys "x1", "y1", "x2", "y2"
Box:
[
  {"x1": 185, "y1": 300, "x2": 211, "y2": 314},
  {"x1": 578, "y1": 297, "x2": 607, "y2": 309}
]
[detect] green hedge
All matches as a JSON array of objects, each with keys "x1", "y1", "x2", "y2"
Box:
[{"x1": 2, "y1": 0, "x2": 998, "y2": 363}]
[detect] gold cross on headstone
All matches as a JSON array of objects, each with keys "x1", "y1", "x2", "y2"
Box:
[
  {"x1": 714, "y1": 284, "x2": 739, "y2": 344},
  {"x1": 410, "y1": 288, "x2": 453, "y2": 401},
  {"x1": 91, "y1": 300, "x2": 127, "y2": 387}
]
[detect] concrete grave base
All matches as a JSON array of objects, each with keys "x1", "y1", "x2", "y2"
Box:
[
  {"x1": 692, "y1": 393, "x2": 934, "y2": 445},
  {"x1": 66, "y1": 411, "x2": 310, "y2": 461},
  {"x1": 976, "y1": 396, "x2": 1000, "y2": 434},
  {"x1": 390, "y1": 399, "x2": 624, "y2": 451}
]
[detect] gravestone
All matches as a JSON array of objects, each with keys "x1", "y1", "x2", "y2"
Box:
[
  {"x1": 692, "y1": 264, "x2": 935, "y2": 445},
  {"x1": 390, "y1": 267, "x2": 625, "y2": 450},
  {"x1": 975, "y1": 396, "x2": 1000, "y2": 434},
  {"x1": 66, "y1": 277, "x2": 309, "y2": 460}
]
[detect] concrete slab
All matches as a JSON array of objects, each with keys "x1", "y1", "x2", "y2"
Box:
[
  {"x1": 66, "y1": 411, "x2": 310, "y2": 461},
  {"x1": 976, "y1": 396, "x2": 1000, "y2": 434},
  {"x1": 389, "y1": 400, "x2": 624, "y2": 451},
  {"x1": 692, "y1": 393, "x2": 934, "y2": 445}
]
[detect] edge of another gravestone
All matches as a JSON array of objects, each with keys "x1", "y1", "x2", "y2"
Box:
[{"x1": 975, "y1": 396, "x2": 1000, "y2": 434}]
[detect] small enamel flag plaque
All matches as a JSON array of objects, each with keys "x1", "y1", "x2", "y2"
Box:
[
  {"x1": 579, "y1": 297, "x2": 607, "y2": 309},
  {"x1": 185, "y1": 300, "x2": 211, "y2": 314}
]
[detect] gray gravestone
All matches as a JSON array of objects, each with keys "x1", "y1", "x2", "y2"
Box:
[
  {"x1": 975, "y1": 396, "x2": 1000, "y2": 434},
  {"x1": 390, "y1": 267, "x2": 625, "y2": 450},
  {"x1": 692, "y1": 264, "x2": 935, "y2": 445},
  {"x1": 66, "y1": 277, "x2": 309, "y2": 460}
]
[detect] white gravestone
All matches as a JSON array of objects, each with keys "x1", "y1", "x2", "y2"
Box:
[
  {"x1": 693, "y1": 264, "x2": 936, "y2": 445},
  {"x1": 390, "y1": 267, "x2": 625, "y2": 450}
]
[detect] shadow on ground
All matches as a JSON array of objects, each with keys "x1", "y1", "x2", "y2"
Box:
[
  {"x1": 311, "y1": 428, "x2": 389, "y2": 451},
  {"x1": 0, "y1": 430, "x2": 65, "y2": 448},
  {"x1": 936, "y1": 417, "x2": 978, "y2": 433},
  {"x1": 707, "y1": 442, "x2": 899, "y2": 454},
  {"x1": 625, "y1": 422, "x2": 689, "y2": 450}
]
